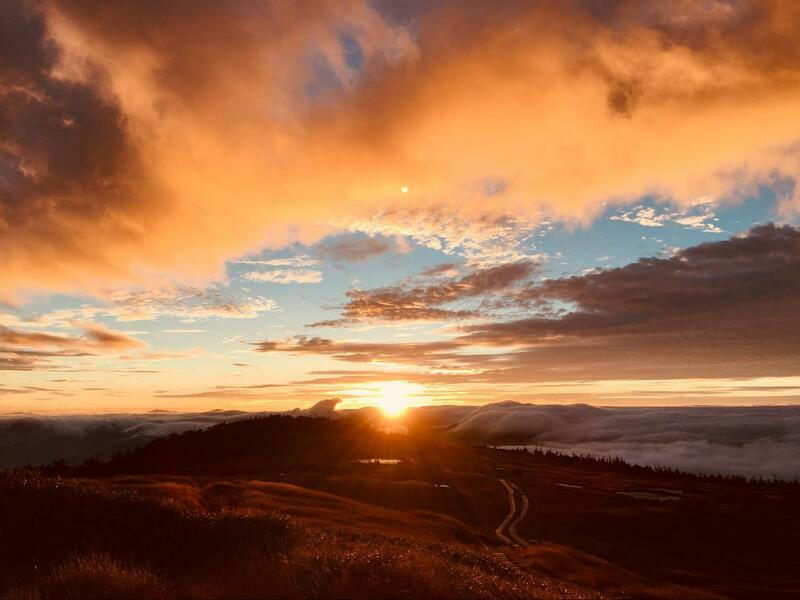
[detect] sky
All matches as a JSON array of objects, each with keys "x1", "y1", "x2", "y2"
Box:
[{"x1": 2, "y1": 0, "x2": 800, "y2": 413}]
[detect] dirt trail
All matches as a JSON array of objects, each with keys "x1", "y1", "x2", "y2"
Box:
[{"x1": 495, "y1": 479, "x2": 530, "y2": 547}]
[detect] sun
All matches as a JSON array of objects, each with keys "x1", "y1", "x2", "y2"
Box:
[{"x1": 375, "y1": 381, "x2": 419, "y2": 418}]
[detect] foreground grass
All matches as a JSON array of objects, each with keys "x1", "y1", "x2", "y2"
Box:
[{"x1": 0, "y1": 471, "x2": 589, "y2": 599}]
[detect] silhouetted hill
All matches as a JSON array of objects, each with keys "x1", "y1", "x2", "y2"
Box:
[
  {"x1": 72, "y1": 415, "x2": 460, "y2": 477},
  {"x1": 5, "y1": 414, "x2": 799, "y2": 598},
  {"x1": 0, "y1": 418, "x2": 151, "y2": 469},
  {"x1": 0, "y1": 411, "x2": 265, "y2": 469}
]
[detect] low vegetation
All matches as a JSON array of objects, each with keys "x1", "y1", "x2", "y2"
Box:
[
  {"x1": 0, "y1": 471, "x2": 585, "y2": 599},
  {"x1": 3, "y1": 415, "x2": 798, "y2": 599}
]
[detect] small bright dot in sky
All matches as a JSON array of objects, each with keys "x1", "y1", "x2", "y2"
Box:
[{"x1": 400, "y1": 186, "x2": 409, "y2": 193}]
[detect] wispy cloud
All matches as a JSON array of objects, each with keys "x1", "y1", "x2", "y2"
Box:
[
  {"x1": 311, "y1": 261, "x2": 537, "y2": 327},
  {"x1": 161, "y1": 329, "x2": 206, "y2": 334},
  {"x1": 244, "y1": 269, "x2": 323, "y2": 284},
  {"x1": 120, "y1": 348, "x2": 204, "y2": 361},
  {"x1": 316, "y1": 235, "x2": 390, "y2": 263},
  {"x1": 1, "y1": 323, "x2": 143, "y2": 352},
  {"x1": 0, "y1": 322, "x2": 145, "y2": 370},
  {"x1": 236, "y1": 255, "x2": 321, "y2": 268},
  {"x1": 610, "y1": 203, "x2": 722, "y2": 233},
  {"x1": 105, "y1": 288, "x2": 278, "y2": 321}
]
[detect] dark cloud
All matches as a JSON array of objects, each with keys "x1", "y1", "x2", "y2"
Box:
[
  {"x1": 506, "y1": 222, "x2": 800, "y2": 321},
  {"x1": 0, "y1": 0, "x2": 369, "y2": 294},
  {"x1": 0, "y1": 0, "x2": 158, "y2": 293},
  {"x1": 419, "y1": 263, "x2": 462, "y2": 277},
  {"x1": 311, "y1": 261, "x2": 537, "y2": 327},
  {"x1": 317, "y1": 235, "x2": 391, "y2": 263},
  {"x1": 265, "y1": 225, "x2": 800, "y2": 381},
  {"x1": 460, "y1": 223, "x2": 800, "y2": 379}
]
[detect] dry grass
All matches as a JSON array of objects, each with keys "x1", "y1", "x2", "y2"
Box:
[
  {"x1": 9, "y1": 554, "x2": 165, "y2": 600},
  {"x1": 0, "y1": 471, "x2": 590, "y2": 600}
]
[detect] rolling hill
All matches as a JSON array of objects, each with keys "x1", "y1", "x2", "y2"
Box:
[{"x1": 2, "y1": 414, "x2": 798, "y2": 599}]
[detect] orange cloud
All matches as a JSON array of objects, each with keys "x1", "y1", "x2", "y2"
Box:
[
  {"x1": 0, "y1": 321, "x2": 144, "y2": 370},
  {"x1": 311, "y1": 260, "x2": 536, "y2": 327},
  {"x1": 3, "y1": 1, "x2": 800, "y2": 295},
  {"x1": 1, "y1": 322, "x2": 143, "y2": 351}
]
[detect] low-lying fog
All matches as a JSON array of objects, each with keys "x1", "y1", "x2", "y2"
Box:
[
  {"x1": 2, "y1": 401, "x2": 799, "y2": 480},
  {"x1": 421, "y1": 403, "x2": 800, "y2": 480}
]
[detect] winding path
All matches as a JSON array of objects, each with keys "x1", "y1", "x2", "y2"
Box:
[
  {"x1": 495, "y1": 479, "x2": 530, "y2": 547},
  {"x1": 507, "y1": 481, "x2": 530, "y2": 547}
]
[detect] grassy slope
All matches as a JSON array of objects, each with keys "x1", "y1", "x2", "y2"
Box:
[
  {"x1": 0, "y1": 471, "x2": 587, "y2": 599},
  {"x1": 6, "y1": 415, "x2": 799, "y2": 599},
  {"x1": 487, "y1": 448, "x2": 800, "y2": 599}
]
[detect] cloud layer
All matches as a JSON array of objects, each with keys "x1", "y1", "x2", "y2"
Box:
[
  {"x1": 0, "y1": 399, "x2": 342, "y2": 468},
  {"x1": 316, "y1": 235, "x2": 391, "y2": 263},
  {"x1": 312, "y1": 260, "x2": 536, "y2": 326},
  {"x1": 0, "y1": 411, "x2": 253, "y2": 467},
  {"x1": 260, "y1": 224, "x2": 800, "y2": 381},
  {"x1": 0, "y1": 322, "x2": 143, "y2": 370},
  {"x1": 4, "y1": 1, "x2": 800, "y2": 294},
  {"x1": 417, "y1": 402, "x2": 800, "y2": 480},
  {"x1": 3, "y1": 403, "x2": 798, "y2": 480}
]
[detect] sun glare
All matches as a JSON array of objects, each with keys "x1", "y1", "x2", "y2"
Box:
[{"x1": 375, "y1": 381, "x2": 419, "y2": 418}]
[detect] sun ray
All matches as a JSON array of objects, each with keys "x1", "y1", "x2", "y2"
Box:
[{"x1": 374, "y1": 381, "x2": 421, "y2": 418}]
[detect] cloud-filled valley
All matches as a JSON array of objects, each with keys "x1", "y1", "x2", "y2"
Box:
[
  {"x1": 420, "y1": 403, "x2": 800, "y2": 480},
  {"x1": 2, "y1": 403, "x2": 799, "y2": 481},
  {"x1": 0, "y1": 400, "x2": 341, "y2": 468}
]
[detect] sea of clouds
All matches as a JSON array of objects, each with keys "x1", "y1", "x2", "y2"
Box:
[
  {"x1": 0, "y1": 399, "x2": 341, "y2": 469},
  {"x1": 417, "y1": 403, "x2": 800, "y2": 480},
  {"x1": 2, "y1": 402, "x2": 799, "y2": 480}
]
